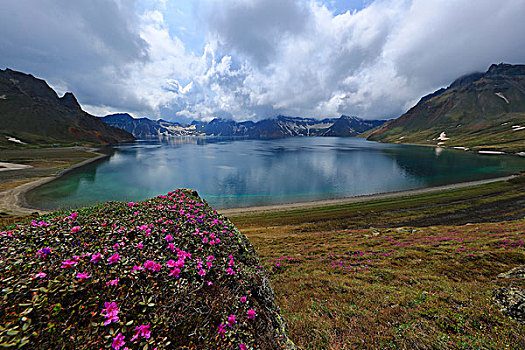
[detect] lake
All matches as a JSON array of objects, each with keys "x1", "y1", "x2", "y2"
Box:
[{"x1": 26, "y1": 137, "x2": 525, "y2": 210}]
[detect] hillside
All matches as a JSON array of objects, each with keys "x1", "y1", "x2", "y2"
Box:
[
  {"x1": 367, "y1": 63, "x2": 525, "y2": 152},
  {"x1": 0, "y1": 69, "x2": 135, "y2": 148},
  {"x1": 101, "y1": 114, "x2": 385, "y2": 139},
  {"x1": 0, "y1": 189, "x2": 295, "y2": 349},
  {"x1": 228, "y1": 176, "x2": 525, "y2": 349}
]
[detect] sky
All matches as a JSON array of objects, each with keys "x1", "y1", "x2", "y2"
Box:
[{"x1": 1, "y1": 0, "x2": 525, "y2": 122}]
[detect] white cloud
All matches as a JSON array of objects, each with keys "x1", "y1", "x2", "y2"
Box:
[{"x1": 2, "y1": 0, "x2": 525, "y2": 121}]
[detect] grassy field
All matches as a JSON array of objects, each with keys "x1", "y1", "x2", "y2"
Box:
[{"x1": 228, "y1": 176, "x2": 525, "y2": 349}]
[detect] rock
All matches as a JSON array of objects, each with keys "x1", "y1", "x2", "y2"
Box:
[
  {"x1": 498, "y1": 265, "x2": 525, "y2": 279},
  {"x1": 492, "y1": 287, "x2": 525, "y2": 323},
  {"x1": 0, "y1": 189, "x2": 296, "y2": 349}
]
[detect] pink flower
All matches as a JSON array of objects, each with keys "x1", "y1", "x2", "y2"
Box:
[
  {"x1": 227, "y1": 314, "x2": 237, "y2": 326},
  {"x1": 132, "y1": 265, "x2": 144, "y2": 273},
  {"x1": 112, "y1": 333, "x2": 126, "y2": 349},
  {"x1": 240, "y1": 296, "x2": 247, "y2": 303},
  {"x1": 247, "y1": 309, "x2": 256, "y2": 319},
  {"x1": 239, "y1": 344, "x2": 248, "y2": 350},
  {"x1": 131, "y1": 324, "x2": 151, "y2": 341},
  {"x1": 203, "y1": 237, "x2": 208, "y2": 244},
  {"x1": 217, "y1": 323, "x2": 227, "y2": 338},
  {"x1": 166, "y1": 259, "x2": 176, "y2": 268},
  {"x1": 169, "y1": 268, "x2": 181, "y2": 277},
  {"x1": 61, "y1": 259, "x2": 77, "y2": 268},
  {"x1": 106, "y1": 278, "x2": 119, "y2": 286},
  {"x1": 76, "y1": 272, "x2": 91, "y2": 280},
  {"x1": 226, "y1": 268, "x2": 235, "y2": 275},
  {"x1": 71, "y1": 226, "x2": 81, "y2": 233},
  {"x1": 101, "y1": 302, "x2": 119, "y2": 325},
  {"x1": 90, "y1": 252, "x2": 102, "y2": 263},
  {"x1": 34, "y1": 272, "x2": 47, "y2": 278},
  {"x1": 108, "y1": 253, "x2": 120, "y2": 264},
  {"x1": 164, "y1": 234, "x2": 174, "y2": 242},
  {"x1": 198, "y1": 269, "x2": 206, "y2": 276},
  {"x1": 136, "y1": 242, "x2": 143, "y2": 249},
  {"x1": 144, "y1": 260, "x2": 162, "y2": 271}
]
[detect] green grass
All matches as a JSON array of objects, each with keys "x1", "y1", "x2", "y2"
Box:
[
  {"x1": 229, "y1": 179, "x2": 525, "y2": 231},
  {"x1": 228, "y1": 177, "x2": 525, "y2": 349}
]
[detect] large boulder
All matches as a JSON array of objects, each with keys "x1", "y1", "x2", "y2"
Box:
[{"x1": 0, "y1": 189, "x2": 295, "y2": 349}]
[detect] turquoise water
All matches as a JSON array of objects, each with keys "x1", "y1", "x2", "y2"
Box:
[{"x1": 26, "y1": 137, "x2": 525, "y2": 210}]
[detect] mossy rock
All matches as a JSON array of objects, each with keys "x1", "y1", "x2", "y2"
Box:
[{"x1": 0, "y1": 189, "x2": 295, "y2": 349}]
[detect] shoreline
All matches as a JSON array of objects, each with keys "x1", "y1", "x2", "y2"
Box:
[
  {"x1": 1, "y1": 145, "x2": 520, "y2": 216},
  {"x1": 219, "y1": 175, "x2": 517, "y2": 216},
  {"x1": 0, "y1": 148, "x2": 109, "y2": 216}
]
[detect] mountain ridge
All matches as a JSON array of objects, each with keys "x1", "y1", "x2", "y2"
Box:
[
  {"x1": 0, "y1": 68, "x2": 135, "y2": 147},
  {"x1": 101, "y1": 114, "x2": 385, "y2": 139},
  {"x1": 367, "y1": 63, "x2": 525, "y2": 152}
]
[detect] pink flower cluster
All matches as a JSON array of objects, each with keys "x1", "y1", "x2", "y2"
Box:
[{"x1": 101, "y1": 302, "x2": 119, "y2": 325}]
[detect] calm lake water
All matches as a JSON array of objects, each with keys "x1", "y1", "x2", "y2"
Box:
[{"x1": 26, "y1": 137, "x2": 525, "y2": 210}]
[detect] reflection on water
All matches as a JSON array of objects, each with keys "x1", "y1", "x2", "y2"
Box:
[{"x1": 26, "y1": 137, "x2": 525, "y2": 210}]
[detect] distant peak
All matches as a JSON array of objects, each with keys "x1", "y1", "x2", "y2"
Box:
[
  {"x1": 340, "y1": 115, "x2": 359, "y2": 120},
  {"x1": 448, "y1": 72, "x2": 484, "y2": 89},
  {"x1": 486, "y1": 62, "x2": 525, "y2": 76},
  {"x1": 59, "y1": 92, "x2": 81, "y2": 110},
  {"x1": 103, "y1": 113, "x2": 135, "y2": 120}
]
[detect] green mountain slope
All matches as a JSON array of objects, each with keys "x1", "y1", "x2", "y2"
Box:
[
  {"x1": 0, "y1": 68, "x2": 135, "y2": 148},
  {"x1": 367, "y1": 63, "x2": 525, "y2": 152}
]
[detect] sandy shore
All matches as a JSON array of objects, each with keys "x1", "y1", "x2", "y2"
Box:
[
  {"x1": 0, "y1": 148, "x2": 109, "y2": 215},
  {"x1": 220, "y1": 175, "x2": 517, "y2": 216}
]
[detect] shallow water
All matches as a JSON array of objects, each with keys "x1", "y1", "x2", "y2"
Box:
[{"x1": 26, "y1": 137, "x2": 525, "y2": 210}]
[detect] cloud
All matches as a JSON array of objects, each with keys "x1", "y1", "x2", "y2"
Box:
[
  {"x1": 195, "y1": 0, "x2": 525, "y2": 119},
  {"x1": 2, "y1": 0, "x2": 525, "y2": 121},
  {"x1": 0, "y1": 0, "x2": 149, "y2": 111}
]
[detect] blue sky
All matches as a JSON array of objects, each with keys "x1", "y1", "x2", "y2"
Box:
[{"x1": 2, "y1": 0, "x2": 525, "y2": 122}]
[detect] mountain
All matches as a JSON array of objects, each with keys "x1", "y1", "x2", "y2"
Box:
[
  {"x1": 102, "y1": 114, "x2": 385, "y2": 139},
  {"x1": 367, "y1": 63, "x2": 525, "y2": 152},
  {"x1": 101, "y1": 113, "x2": 199, "y2": 138},
  {"x1": 0, "y1": 68, "x2": 135, "y2": 147},
  {"x1": 323, "y1": 115, "x2": 386, "y2": 137}
]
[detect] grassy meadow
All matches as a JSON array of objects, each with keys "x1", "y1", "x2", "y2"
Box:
[{"x1": 229, "y1": 176, "x2": 525, "y2": 349}]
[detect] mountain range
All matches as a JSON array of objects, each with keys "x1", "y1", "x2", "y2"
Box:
[
  {"x1": 367, "y1": 63, "x2": 525, "y2": 152},
  {"x1": 101, "y1": 114, "x2": 386, "y2": 139},
  {"x1": 0, "y1": 68, "x2": 135, "y2": 147}
]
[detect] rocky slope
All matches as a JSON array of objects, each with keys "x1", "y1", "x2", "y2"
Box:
[
  {"x1": 101, "y1": 114, "x2": 200, "y2": 138},
  {"x1": 367, "y1": 63, "x2": 525, "y2": 152},
  {"x1": 0, "y1": 189, "x2": 295, "y2": 349},
  {"x1": 102, "y1": 114, "x2": 385, "y2": 139},
  {"x1": 0, "y1": 69, "x2": 135, "y2": 147}
]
